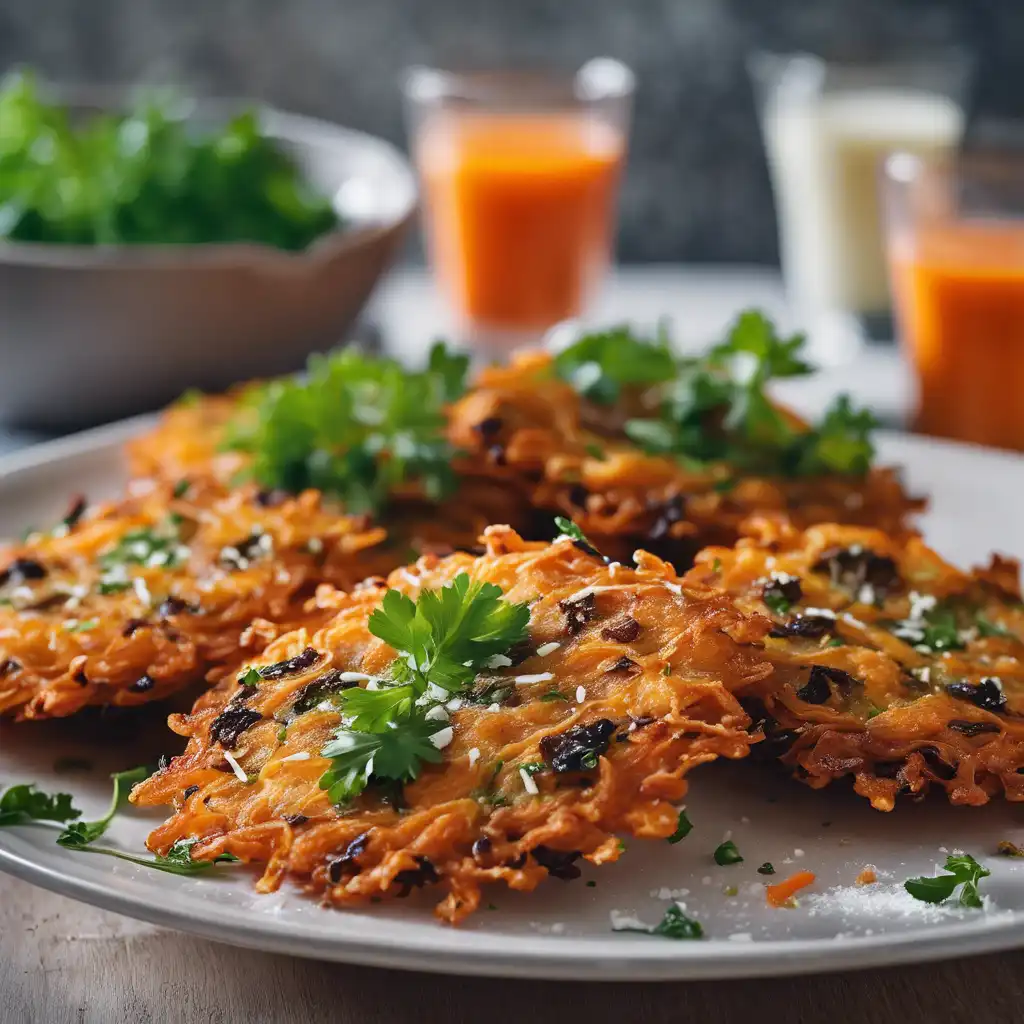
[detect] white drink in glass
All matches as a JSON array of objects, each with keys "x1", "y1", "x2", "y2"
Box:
[{"x1": 763, "y1": 85, "x2": 963, "y2": 318}]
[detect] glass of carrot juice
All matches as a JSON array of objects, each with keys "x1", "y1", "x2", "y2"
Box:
[
  {"x1": 884, "y1": 151, "x2": 1024, "y2": 451},
  {"x1": 403, "y1": 60, "x2": 633, "y2": 352}
]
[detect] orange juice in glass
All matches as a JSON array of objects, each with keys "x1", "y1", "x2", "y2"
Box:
[
  {"x1": 884, "y1": 152, "x2": 1024, "y2": 450},
  {"x1": 404, "y1": 61, "x2": 633, "y2": 350}
]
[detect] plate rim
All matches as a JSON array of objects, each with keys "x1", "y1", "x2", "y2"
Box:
[
  {"x1": 3, "y1": 417, "x2": 1024, "y2": 980},
  {"x1": 4, "y1": 828, "x2": 1024, "y2": 981}
]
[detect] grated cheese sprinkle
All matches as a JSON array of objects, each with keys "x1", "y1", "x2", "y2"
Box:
[
  {"x1": 520, "y1": 768, "x2": 539, "y2": 795},
  {"x1": 222, "y1": 750, "x2": 248, "y2": 782}
]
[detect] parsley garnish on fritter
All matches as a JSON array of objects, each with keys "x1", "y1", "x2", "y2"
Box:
[
  {"x1": 318, "y1": 572, "x2": 530, "y2": 804},
  {"x1": 556, "y1": 310, "x2": 877, "y2": 478},
  {"x1": 224, "y1": 342, "x2": 469, "y2": 514},
  {"x1": 553, "y1": 323, "x2": 677, "y2": 405}
]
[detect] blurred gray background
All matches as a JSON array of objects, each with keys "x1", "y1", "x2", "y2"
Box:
[{"x1": 0, "y1": 0, "x2": 1002, "y2": 262}]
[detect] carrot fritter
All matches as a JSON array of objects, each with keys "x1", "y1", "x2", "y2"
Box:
[
  {"x1": 131, "y1": 526, "x2": 776, "y2": 922},
  {"x1": 686, "y1": 517, "x2": 1024, "y2": 811},
  {"x1": 0, "y1": 480, "x2": 386, "y2": 719},
  {"x1": 127, "y1": 348, "x2": 921, "y2": 570},
  {"x1": 448, "y1": 350, "x2": 921, "y2": 563},
  {"x1": 126, "y1": 390, "x2": 532, "y2": 556}
]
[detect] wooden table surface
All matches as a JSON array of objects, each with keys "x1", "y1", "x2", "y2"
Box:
[
  {"x1": 0, "y1": 268, "x2": 1010, "y2": 1023},
  {"x1": 1, "y1": 871, "x2": 1019, "y2": 1024}
]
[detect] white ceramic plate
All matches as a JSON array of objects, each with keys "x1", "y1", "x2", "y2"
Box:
[{"x1": 3, "y1": 424, "x2": 1024, "y2": 981}]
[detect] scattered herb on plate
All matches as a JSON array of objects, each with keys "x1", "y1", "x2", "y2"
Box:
[
  {"x1": 667, "y1": 809, "x2": 693, "y2": 844},
  {"x1": 613, "y1": 903, "x2": 704, "y2": 940},
  {"x1": 56, "y1": 766, "x2": 150, "y2": 849},
  {"x1": 0, "y1": 782, "x2": 79, "y2": 826},
  {"x1": 713, "y1": 840, "x2": 743, "y2": 866},
  {"x1": 904, "y1": 854, "x2": 990, "y2": 908}
]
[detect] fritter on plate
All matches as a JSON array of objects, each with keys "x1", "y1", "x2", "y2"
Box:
[
  {"x1": 131, "y1": 525, "x2": 775, "y2": 922},
  {"x1": 126, "y1": 316, "x2": 922, "y2": 569},
  {"x1": 686, "y1": 517, "x2": 1024, "y2": 810},
  {"x1": 448, "y1": 348, "x2": 921, "y2": 565},
  {"x1": 0, "y1": 481, "x2": 386, "y2": 719},
  {"x1": 126, "y1": 351, "x2": 533, "y2": 556}
]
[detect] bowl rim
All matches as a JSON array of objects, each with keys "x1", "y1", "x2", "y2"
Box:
[{"x1": 0, "y1": 95, "x2": 418, "y2": 269}]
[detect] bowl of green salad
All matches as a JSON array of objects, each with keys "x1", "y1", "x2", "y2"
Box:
[{"x1": 0, "y1": 71, "x2": 417, "y2": 428}]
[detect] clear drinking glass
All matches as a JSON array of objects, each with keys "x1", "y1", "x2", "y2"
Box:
[
  {"x1": 403, "y1": 59, "x2": 634, "y2": 353},
  {"x1": 883, "y1": 151, "x2": 1024, "y2": 450},
  {"x1": 749, "y1": 51, "x2": 969, "y2": 361}
]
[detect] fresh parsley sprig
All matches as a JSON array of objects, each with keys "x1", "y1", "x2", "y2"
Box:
[
  {"x1": 223, "y1": 343, "x2": 469, "y2": 515},
  {"x1": 65, "y1": 835, "x2": 241, "y2": 875},
  {"x1": 0, "y1": 70, "x2": 338, "y2": 250},
  {"x1": 319, "y1": 573, "x2": 530, "y2": 805},
  {"x1": 905, "y1": 854, "x2": 990, "y2": 908},
  {"x1": 556, "y1": 310, "x2": 878, "y2": 479},
  {"x1": 0, "y1": 783, "x2": 79, "y2": 826},
  {"x1": 56, "y1": 766, "x2": 151, "y2": 849},
  {"x1": 2, "y1": 774, "x2": 240, "y2": 875},
  {"x1": 553, "y1": 323, "x2": 677, "y2": 405}
]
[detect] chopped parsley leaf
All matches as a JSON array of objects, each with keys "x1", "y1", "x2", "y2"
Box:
[
  {"x1": 976, "y1": 614, "x2": 1014, "y2": 639},
  {"x1": 904, "y1": 853, "x2": 990, "y2": 908},
  {"x1": 99, "y1": 522, "x2": 185, "y2": 572},
  {"x1": 613, "y1": 903, "x2": 704, "y2": 940},
  {"x1": 667, "y1": 809, "x2": 693, "y2": 844},
  {"x1": 540, "y1": 690, "x2": 569, "y2": 702},
  {"x1": 757, "y1": 862, "x2": 776, "y2": 875},
  {"x1": 762, "y1": 591, "x2": 791, "y2": 617},
  {"x1": 238, "y1": 667, "x2": 262, "y2": 688},
  {"x1": 892, "y1": 600, "x2": 966, "y2": 653},
  {"x1": 713, "y1": 840, "x2": 743, "y2": 866},
  {"x1": 63, "y1": 619, "x2": 99, "y2": 633}
]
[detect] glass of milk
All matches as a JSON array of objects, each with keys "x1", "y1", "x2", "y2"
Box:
[{"x1": 750, "y1": 51, "x2": 968, "y2": 362}]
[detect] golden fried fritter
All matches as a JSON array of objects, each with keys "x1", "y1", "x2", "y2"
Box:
[
  {"x1": 686, "y1": 517, "x2": 1024, "y2": 810},
  {"x1": 126, "y1": 391, "x2": 532, "y2": 557},
  {"x1": 448, "y1": 350, "x2": 922, "y2": 562},
  {"x1": 0, "y1": 480, "x2": 386, "y2": 719},
  {"x1": 127, "y1": 350, "x2": 922, "y2": 571},
  {"x1": 131, "y1": 526, "x2": 776, "y2": 922}
]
